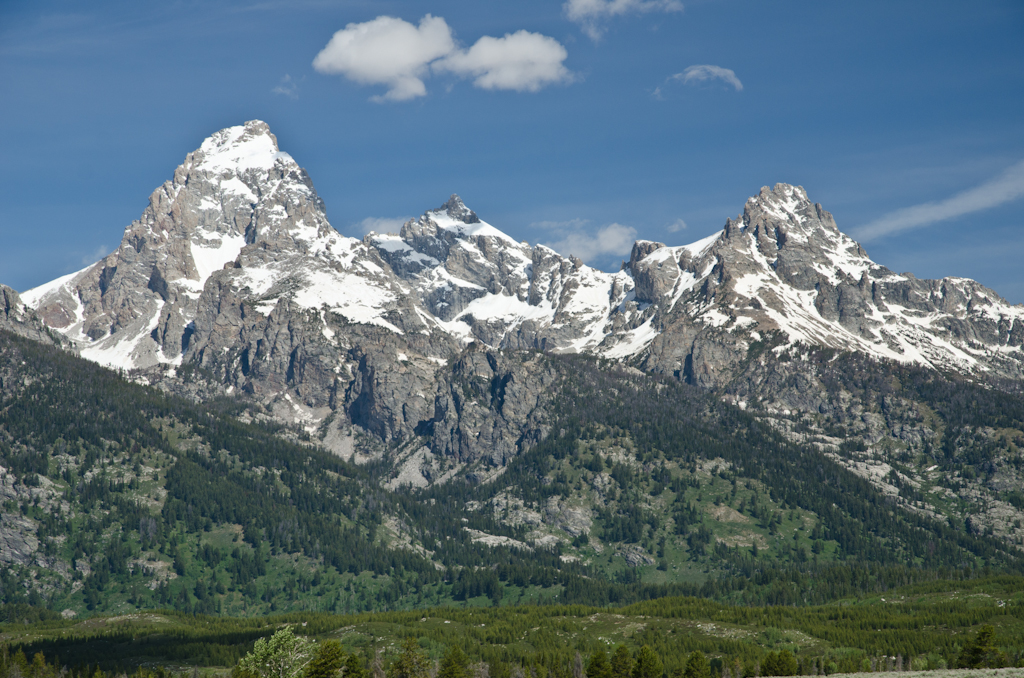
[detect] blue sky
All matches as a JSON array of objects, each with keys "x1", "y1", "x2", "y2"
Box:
[{"x1": 2, "y1": 0, "x2": 1024, "y2": 301}]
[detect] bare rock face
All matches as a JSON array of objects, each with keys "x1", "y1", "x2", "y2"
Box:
[
  {"x1": 428, "y1": 347, "x2": 559, "y2": 466},
  {"x1": 618, "y1": 544, "x2": 655, "y2": 567},
  {"x1": 628, "y1": 240, "x2": 676, "y2": 304},
  {"x1": 0, "y1": 285, "x2": 58, "y2": 346},
  {"x1": 16, "y1": 122, "x2": 1024, "y2": 481},
  {"x1": 0, "y1": 467, "x2": 40, "y2": 566}
]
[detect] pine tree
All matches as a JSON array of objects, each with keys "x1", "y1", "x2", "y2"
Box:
[
  {"x1": 586, "y1": 650, "x2": 611, "y2": 678},
  {"x1": 390, "y1": 639, "x2": 429, "y2": 678},
  {"x1": 343, "y1": 653, "x2": 368, "y2": 678},
  {"x1": 682, "y1": 652, "x2": 708, "y2": 678},
  {"x1": 438, "y1": 646, "x2": 469, "y2": 678},
  {"x1": 632, "y1": 647, "x2": 662, "y2": 678},
  {"x1": 956, "y1": 626, "x2": 1007, "y2": 669},
  {"x1": 306, "y1": 641, "x2": 345, "y2": 678},
  {"x1": 610, "y1": 646, "x2": 633, "y2": 678}
]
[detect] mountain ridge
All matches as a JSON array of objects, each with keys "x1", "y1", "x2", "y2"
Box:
[
  {"x1": 10, "y1": 120, "x2": 1024, "y2": 487},
  {"x1": 21, "y1": 122, "x2": 1024, "y2": 383}
]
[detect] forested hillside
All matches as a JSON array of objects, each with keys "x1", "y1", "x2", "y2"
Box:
[{"x1": 3, "y1": 327, "x2": 1024, "y2": 621}]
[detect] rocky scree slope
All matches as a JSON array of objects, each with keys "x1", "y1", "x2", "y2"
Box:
[{"x1": 16, "y1": 121, "x2": 1024, "y2": 487}]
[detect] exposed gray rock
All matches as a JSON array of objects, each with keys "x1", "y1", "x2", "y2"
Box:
[
  {"x1": 544, "y1": 496, "x2": 593, "y2": 537},
  {"x1": 0, "y1": 466, "x2": 39, "y2": 566},
  {"x1": 429, "y1": 347, "x2": 559, "y2": 466},
  {"x1": 0, "y1": 285, "x2": 59, "y2": 345},
  {"x1": 617, "y1": 544, "x2": 655, "y2": 567}
]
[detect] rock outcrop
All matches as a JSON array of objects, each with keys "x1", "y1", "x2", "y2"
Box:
[{"x1": 0, "y1": 285, "x2": 58, "y2": 345}]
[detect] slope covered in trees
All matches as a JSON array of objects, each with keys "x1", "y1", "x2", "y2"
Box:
[{"x1": 2, "y1": 328, "x2": 1024, "y2": 619}]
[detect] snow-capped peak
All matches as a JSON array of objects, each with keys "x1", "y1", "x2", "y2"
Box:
[
  {"x1": 417, "y1": 195, "x2": 520, "y2": 245},
  {"x1": 435, "y1": 194, "x2": 480, "y2": 224},
  {"x1": 195, "y1": 120, "x2": 294, "y2": 174},
  {"x1": 747, "y1": 183, "x2": 810, "y2": 217}
]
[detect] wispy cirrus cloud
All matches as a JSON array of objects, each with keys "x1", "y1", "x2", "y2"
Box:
[
  {"x1": 313, "y1": 15, "x2": 571, "y2": 102},
  {"x1": 853, "y1": 159, "x2": 1024, "y2": 242},
  {"x1": 672, "y1": 64, "x2": 743, "y2": 91},
  {"x1": 272, "y1": 74, "x2": 299, "y2": 99},
  {"x1": 81, "y1": 245, "x2": 111, "y2": 266},
  {"x1": 564, "y1": 0, "x2": 683, "y2": 40}
]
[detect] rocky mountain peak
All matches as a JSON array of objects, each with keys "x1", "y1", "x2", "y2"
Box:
[
  {"x1": 628, "y1": 240, "x2": 666, "y2": 269},
  {"x1": 729, "y1": 183, "x2": 826, "y2": 241},
  {"x1": 20, "y1": 121, "x2": 338, "y2": 370},
  {"x1": 712, "y1": 183, "x2": 872, "y2": 291},
  {"x1": 193, "y1": 120, "x2": 285, "y2": 173},
  {"x1": 438, "y1": 194, "x2": 480, "y2": 224}
]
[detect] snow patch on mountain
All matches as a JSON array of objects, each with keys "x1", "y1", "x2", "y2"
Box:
[
  {"x1": 21, "y1": 267, "x2": 88, "y2": 314},
  {"x1": 196, "y1": 123, "x2": 290, "y2": 174},
  {"x1": 188, "y1": 234, "x2": 247, "y2": 289}
]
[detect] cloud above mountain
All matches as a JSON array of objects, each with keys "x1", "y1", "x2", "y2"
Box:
[
  {"x1": 312, "y1": 15, "x2": 455, "y2": 102},
  {"x1": 313, "y1": 16, "x2": 571, "y2": 101},
  {"x1": 543, "y1": 222, "x2": 638, "y2": 264},
  {"x1": 353, "y1": 216, "x2": 412, "y2": 237},
  {"x1": 854, "y1": 159, "x2": 1024, "y2": 241},
  {"x1": 666, "y1": 218, "x2": 687, "y2": 233},
  {"x1": 434, "y1": 30, "x2": 571, "y2": 92},
  {"x1": 564, "y1": 0, "x2": 683, "y2": 40}
]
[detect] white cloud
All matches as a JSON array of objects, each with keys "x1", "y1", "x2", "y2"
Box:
[
  {"x1": 564, "y1": 0, "x2": 683, "y2": 40},
  {"x1": 672, "y1": 64, "x2": 743, "y2": 91},
  {"x1": 666, "y1": 218, "x2": 687, "y2": 233},
  {"x1": 312, "y1": 15, "x2": 455, "y2": 102},
  {"x1": 435, "y1": 30, "x2": 571, "y2": 92},
  {"x1": 543, "y1": 222, "x2": 638, "y2": 263},
  {"x1": 853, "y1": 159, "x2": 1024, "y2": 242},
  {"x1": 353, "y1": 216, "x2": 411, "y2": 237},
  {"x1": 81, "y1": 245, "x2": 110, "y2": 266},
  {"x1": 272, "y1": 74, "x2": 299, "y2": 99},
  {"x1": 313, "y1": 16, "x2": 571, "y2": 101}
]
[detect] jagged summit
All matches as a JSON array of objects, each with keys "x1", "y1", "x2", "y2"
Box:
[
  {"x1": 438, "y1": 194, "x2": 480, "y2": 224},
  {"x1": 0, "y1": 285, "x2": 58, "y2": 346},
  {"x1": 195, "y1": 120, "x2": 289, "y2": 173}
]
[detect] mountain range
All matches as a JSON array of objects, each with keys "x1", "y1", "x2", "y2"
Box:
[
  {"x1": 9, "y1": 120, "x2": 1024, "y2": 480},
  {"x1": 3, "y1": 120, "x2": 1024, "y2": 616}
]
